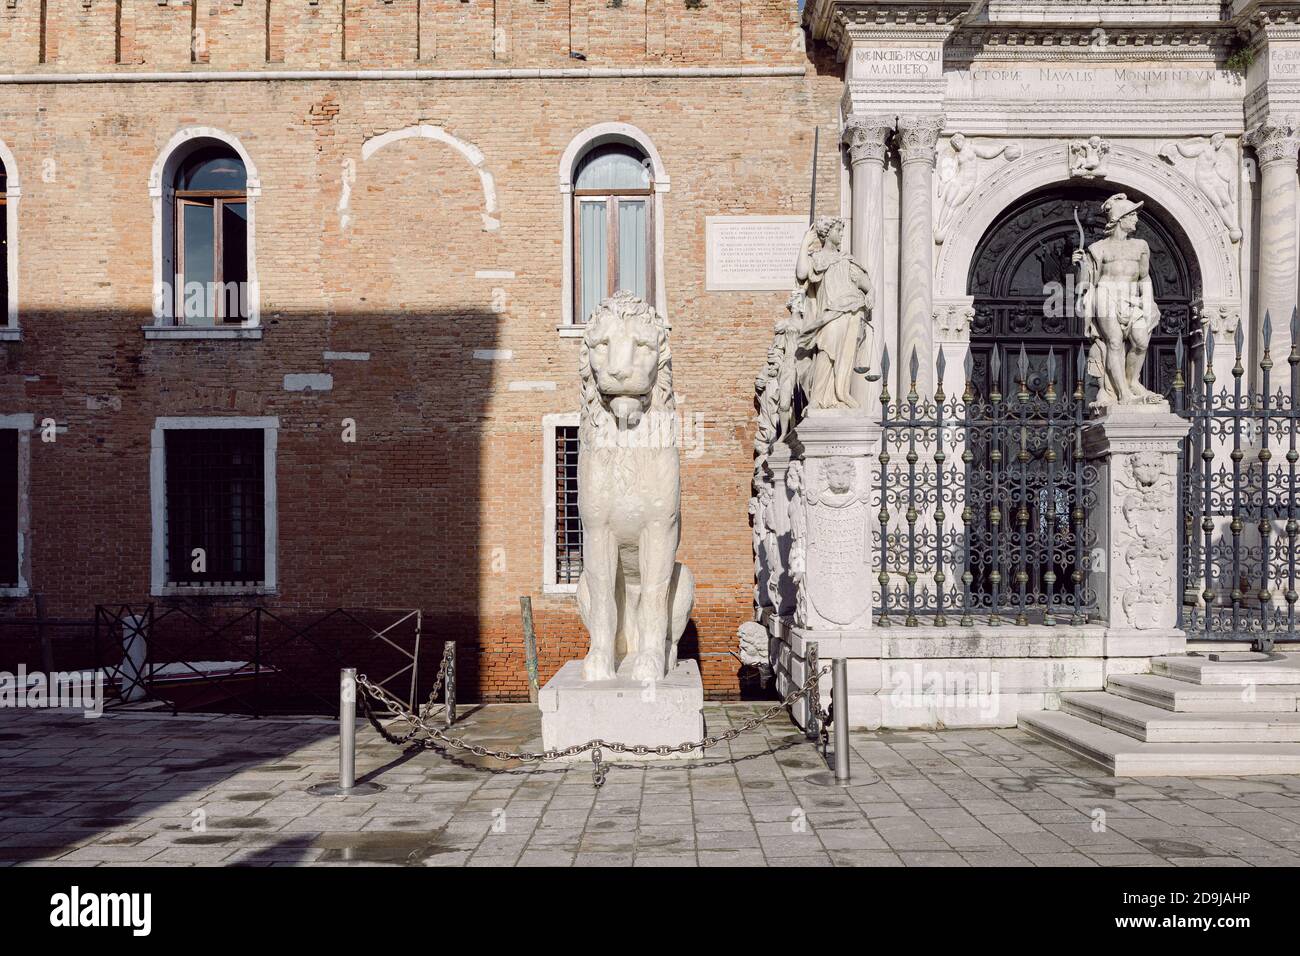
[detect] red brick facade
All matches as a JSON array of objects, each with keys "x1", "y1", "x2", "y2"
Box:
[{"x1": 0, "y1": 2, "x2": 843, "y2": 699}]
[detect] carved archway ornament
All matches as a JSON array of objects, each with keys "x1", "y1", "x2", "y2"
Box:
[{"x1": 935, "y1": 142, "x2": 1240, "y2": 306}]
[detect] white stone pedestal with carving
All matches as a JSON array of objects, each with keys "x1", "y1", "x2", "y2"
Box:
[
  {"x1": 778, "y1": 411, "x2": 884, "y2": 728},
  {"x1": 1084, "y1": 405, "x2": 1192, "y2": 662},
  {"x1": 539, "y1": 659, "x2": 704, "y2": 760}
]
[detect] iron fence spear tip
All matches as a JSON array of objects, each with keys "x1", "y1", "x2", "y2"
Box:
[
  {"x1": 909, "y1": 347, "x2": 919, "y2": 383},
  {"x1": 937, "y1": 345, "x2": 945, "y2": 378},
  {"x1": 1264, "y1": 310, "x2": 1273, "y2": 346}
]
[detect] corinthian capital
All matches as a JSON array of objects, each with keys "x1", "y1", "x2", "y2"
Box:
[
  {"x1": 1246, "y1": 116, "x2": 1300, "y2": 167},
  {"x1": 842, "y1": 115, "x2": 893, "y2": 166},
  {"x1": 894, "y1": 113, "x2": 946, "y2": 166}
]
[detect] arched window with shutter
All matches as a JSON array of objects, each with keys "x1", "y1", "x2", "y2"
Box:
[
  {"x1": 573, "y1": 143, "x2": 653, "y2": 323},
  {"x1": 558, "y1": 123, "x2": 669, "y2": 330}
]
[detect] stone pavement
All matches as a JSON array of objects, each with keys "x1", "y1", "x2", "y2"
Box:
[{"x1": 4, "y1": 702, "x2": 1300, "y2": 867}]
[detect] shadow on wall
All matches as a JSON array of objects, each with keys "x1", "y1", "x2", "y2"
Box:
[
  {"x1": 0, "y1": 304, "x2": 514, "y2": 702},
  {"x1": 0, "y1": 299, "x2": 757, "y2": 709}
]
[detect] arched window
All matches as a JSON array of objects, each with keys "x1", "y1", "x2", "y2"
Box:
[
  {"x1": 173, "y1": 145, "x2": 249, "y2": 324},
  {"x1": 0, "y1": 162, "x2": 7, "y2": 328},
  {"x1": 573, "y1": 143, "x2": 654, "y2": 323},
  {"x1": 0, "y1": 144, "x2": 16, "y2": 337}
]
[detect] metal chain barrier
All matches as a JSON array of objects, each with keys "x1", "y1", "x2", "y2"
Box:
[
  {"x1": 355, "y1": 665, "x2": 830, "y2": 789},
  {"x1": 361, "y1": 642, "x2": 455, "y2": 746}
]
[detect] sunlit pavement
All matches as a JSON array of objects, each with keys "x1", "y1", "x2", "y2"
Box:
[{"x1": 4, "y1": 703, "x2": 1300, "y2": 867}]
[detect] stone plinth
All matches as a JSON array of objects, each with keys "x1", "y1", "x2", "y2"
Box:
[
  {"x1": 539, "y1": 659, "x2": 704, "y2": 760},
  {"x1": 1084, "y1": 405, "x2": 1192, "y2": 656},
  {"x1": 786, "y1": 411, "x2": 884, "y2": 632}
]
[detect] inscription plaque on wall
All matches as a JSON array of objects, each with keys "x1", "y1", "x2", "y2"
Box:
[
  {"x1": 852, "y1": 46, "x2": 943, "y2": 81},
  {"x1": 705, "y1": 215, "x2": 806, "y2": 292}
]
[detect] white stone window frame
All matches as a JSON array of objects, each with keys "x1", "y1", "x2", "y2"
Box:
[
  {"x1": 558, "y1": 122, "x2": 669, "y2": 336},
  {"x1": 0, "y1": 139, "x2": 21, "y2": 341},
  {"x1": 150, "y1": 416, "x2": 279, "y2": 597},
  {"x1": 542, "y1": 412, "x2": 580, "y2": 594},
  {"x1": 0, "y1": 414, "x2": 34, "y2": 598},
  {"x1": 145, "y1": 127, "x2": 263, "y2": 341}
]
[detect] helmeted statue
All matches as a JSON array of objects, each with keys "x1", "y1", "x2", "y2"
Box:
[
  {"x1": 1073, "y1": 193, "x2": 1165, "y2": 408},
  {"x1": 795, "y1": 216, "x2": 875, "y2": 410}
]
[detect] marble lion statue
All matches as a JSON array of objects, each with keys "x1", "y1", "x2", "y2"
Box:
[{"x1": 576, "y1": 291, "x2": 695, "y2": 682}]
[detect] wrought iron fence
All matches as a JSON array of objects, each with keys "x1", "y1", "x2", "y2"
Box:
[
  {"x1": 875, "y1": 344, "x2": 1099, "y2": 626},
  {"x1": 1176, "y1": 312, "x2": 1300, "y2": 649},
  {"x1": 91, "y1": 604, "x2": 436, "y2": 716}
]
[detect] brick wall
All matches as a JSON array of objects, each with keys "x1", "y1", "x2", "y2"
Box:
[{"x1": 0, "y1": 2, "x2": 844, "y2": 700}]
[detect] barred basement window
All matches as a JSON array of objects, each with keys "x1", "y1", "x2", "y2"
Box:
[
  {"x1": 0, "y1": 429, "x2": 17, "y2": 588},
  {"x1": 165, "y1": 428, "x2": 266, "y2": 587},
  {"x1": 554, "y1": 424, "x2": 583, "y2": 584}
]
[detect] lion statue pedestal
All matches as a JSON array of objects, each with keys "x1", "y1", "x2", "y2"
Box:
[{"x1": 540, "y1": 292, "x2": 704, "y2": 758}]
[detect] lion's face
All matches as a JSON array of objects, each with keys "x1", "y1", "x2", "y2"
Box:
[
  {"x1": 585, "y1": 307, "x2": 661, "y2": 401},
  {"x1": 580, "y1": 292, "x2": 674, "y2": 439}
]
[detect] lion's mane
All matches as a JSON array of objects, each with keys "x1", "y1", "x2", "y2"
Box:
[{"x1": 578, "y1": 291, "x2": 677, "y2": 449}]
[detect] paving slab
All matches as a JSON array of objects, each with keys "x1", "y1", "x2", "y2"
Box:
[{"x1": 2, "y1": 703, "x2": 1299, "y2": 867}]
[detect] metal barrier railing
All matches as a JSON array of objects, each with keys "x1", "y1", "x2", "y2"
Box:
[
  {"x1": 312, "y1": 641, "x2": 855, "y2": 792},
  {"x1": 91, "y1": 604, "x2": 429, "y2": 717},
  {"x1": 1176, "y1": 314, "x2": 1300, "y2": 649}
]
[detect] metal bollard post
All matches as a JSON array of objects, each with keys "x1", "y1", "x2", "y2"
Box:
[
  {"x1": 339, "y1": 668, "x2": 357, "y2": 790},
  {"x1": 833, "y1": 658, "x2": 850, "y2": 785},
  {"x1": 308, "y1": 668, "x2": 384, "y2": 796},
  {"x1": 809, "y1": 655, "x2": 876, "y2": 788}
]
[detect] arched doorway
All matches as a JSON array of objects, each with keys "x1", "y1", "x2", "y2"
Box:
[
  {"x1": 967, "y1": 183, "x2": 1201, "y2": 402},
  {"x1": 958, "y1": 184, "x2": 1203, "y2": 622}
]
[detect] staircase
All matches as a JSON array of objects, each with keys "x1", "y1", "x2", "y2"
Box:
[{"x1": 1019, "y1": 653, "x2": 1300, "y2": 776}]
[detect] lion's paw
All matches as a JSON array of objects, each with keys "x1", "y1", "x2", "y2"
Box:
[
  {"x1": 629, "y1": 651, "x2": 666, "y2": 683},
  {"x1": 581, "y1": 650, "x2": 616, "y2": 682}
]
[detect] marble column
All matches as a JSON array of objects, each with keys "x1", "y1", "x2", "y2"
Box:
[
  {"x1": 1245, "y1": 118, "x2": 1300, "y2": 360},
  {"x1": 843, "y1": 115, "x2": 893, "y2": 413},
  {"x1": 895, "y1": 113, "x2": 945, "y2": 398}
]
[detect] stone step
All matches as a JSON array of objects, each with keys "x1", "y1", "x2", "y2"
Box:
[
  {"x1": 1152, "y1": 654, "x2": 1300, "y2": 686},
  {"x1": 1107, "y1": 674, "x2": 1300, "y2": 713},
  {"x1": 1018, "y1": 710, "x2": 1300, "y2": 776},
  {"x1": 1061, "y1": 691, "x2": 1300, "y2": 742}
]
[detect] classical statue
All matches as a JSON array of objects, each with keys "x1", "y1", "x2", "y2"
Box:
[
  {"x1": 935, "y1": 133, "x2": 1022, "y2": 243},
  {"x1": 794, "y1": 216, "x2": 875, "y2": 410},
  {"x1": 576, "y1": 291, "x2": 695, "y2": 682},
  {"x1": 1072, "y1": 194, "x2": 1165, "y2": 408},
  {"x1": 1158, "y1": 132, "x2": 1241, "y2": 242},
  {"x1": 1069, "y1": 136, "x2": 1111, "y2": 179}
]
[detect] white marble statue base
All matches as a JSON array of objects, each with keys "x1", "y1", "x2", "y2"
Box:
[{"x1": 539, "y1": 659, "x2": 705, "y2": 760}]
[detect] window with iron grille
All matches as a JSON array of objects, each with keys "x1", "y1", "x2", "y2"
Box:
[
  {"x1": 554, "y1": 425, "x2": 583, "y2": 584},
  {"x1": 0, "y1": 429, "x2": 17, "y2": 588},
  {"x1": 165, "y1": 428, "x2": 265, "y2": 587}
]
